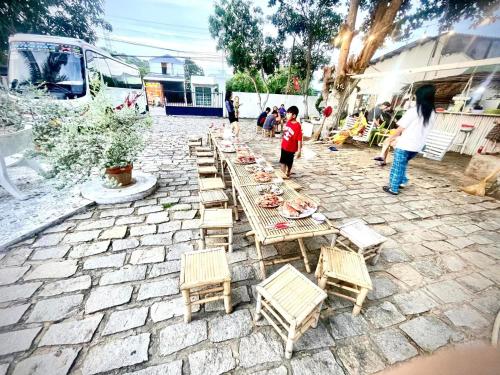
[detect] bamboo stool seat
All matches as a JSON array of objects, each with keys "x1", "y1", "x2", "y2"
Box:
[
  {"x1": 195, "y1": 146, "x2": 212, "y2": 152},
  {"x1": 180, "y1": 247, "x2": 232, "y2": 322},
  {"x1": 199, "y1": 189, "x2": 229, "y2": 215},
  {"x1": 196, "y1": 151, "x2": 214, "y2": 157},
  {"x1": 255, "y1": 264, "x2": 327, "y2": 359},
  {"x1": 196, "y1": 157, "x2": 216, "y2": 166},
  {"x1": 199, "y1": 177, "x2": 225, "y2": 191},
  {"x1": 335, "y1": 219, "x2": 387, "y2": 265},
  {"x1": 198, "y1": 165, "x2": 218, "y2": 177},
  {"x1": 199, "y1": 208, "x2": 234, "y2": 252},
  {"x1": 315, "y1": 246, "x2": 372, "y2": 316}
]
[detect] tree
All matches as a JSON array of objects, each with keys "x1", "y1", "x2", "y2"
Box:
[
  {"x1": 269, "y1": 0, "x2": 342, "y2": 117},
  {"x1": 184, "y1": 58, "x2": 204, "y2": 77},
  {"x1": 327, "y1": 0, "x2": 499, "y2": 128},
  {"x1": 209, "y1": 0, "x2": 279, "y2": 110},
  {"x1": 226, "y1": 72, "x2": 265, "y2": 93},
  {"x1": 0, "y1": 0, "x2": 111, "y2": 61}
]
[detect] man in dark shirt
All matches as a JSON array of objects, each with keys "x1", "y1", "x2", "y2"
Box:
[{"x1": 257, "y1": 107, "x2": 271, "y2": 132}]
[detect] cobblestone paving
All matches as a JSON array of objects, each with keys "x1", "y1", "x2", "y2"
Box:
[{"x1": 0, "y1": 113, "x2": 499, "y2": 375}]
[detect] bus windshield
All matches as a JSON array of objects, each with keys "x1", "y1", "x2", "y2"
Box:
[{"x1": 8, "y1": 41, "x2": 86, "y2": 99}]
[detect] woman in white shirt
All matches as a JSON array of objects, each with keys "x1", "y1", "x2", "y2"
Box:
[{"x1": 383, "y1": 85, "x2": 437, "y2": 195}]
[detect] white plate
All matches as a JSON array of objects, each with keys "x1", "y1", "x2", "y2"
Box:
[{"x1": 278, "y1": 205, "x2": 318, "y2": 219}]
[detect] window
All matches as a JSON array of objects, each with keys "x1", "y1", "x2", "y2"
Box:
[
  {"x1": 107, "y1": 58, "x2": 127, "y2": 88},
  {"x1": 161, "y1": 62, "x2": 168, "y2": 75},
  {"x1": 86, "y1": 51, "x2": 114, "y2": 87},
  {"x1": 195, "y1": 86, "x2": 212, "y2": 106},
  {"x1": 487, "y1": 41, "x2": 500, "y2": 58},
  {"x1": 467, "y1": 39, "x2": 491, "y2": 60}
]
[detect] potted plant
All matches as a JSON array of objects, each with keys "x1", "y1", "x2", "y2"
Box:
[{"x1": 36, "y1": 88, "x2": 151, "y2": 187}]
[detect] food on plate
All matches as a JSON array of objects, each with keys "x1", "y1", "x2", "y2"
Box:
[
  {"x1": 255, "y1": 193, "x2": 284, "y2": 208},
  {"x1": 235, "y1": 154, "x2": 256, "y2": 164},
  {"x1": 281, "y1": 196, "x2": 317, "y2": 218},
  {"x1": 253, "y1": 171, "x2": 273, "y2": 182},
  {"x1": 256, "y1": 184, "x2": 284, "y2": 195}
]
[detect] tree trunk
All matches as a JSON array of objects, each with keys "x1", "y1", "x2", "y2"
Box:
[
  {"x1": 331, "y1": 78, "x2": 359, "y2": 129},
  {"x1": 334, "y1": 0, "x2": 359, "y2": 90},
  {"x1": 248, "y1": 74, "x2": 263, "y2": 111},
  {"x1": 260, "y1": 68, "x2": 270, "y2": 111}
]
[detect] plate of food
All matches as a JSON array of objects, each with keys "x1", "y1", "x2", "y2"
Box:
[
  {"x1": 235, "y1": 155, "x2": 256, "y2": 164},
  {"x1": 220, "y1": 144, "x2": 236, "y2": 153},
  {"x1": 253, "y1": 171, "x2": 273, "y2": 183},
  {"x1": 278, "y1": 197, "x2": 318, "y2": 219},
  {"x1": 255, "y1": 193, "x2": 284, "y2": 208},
  {"x1": 256, "y1": 184, "x2": 284, "y2": 195}
]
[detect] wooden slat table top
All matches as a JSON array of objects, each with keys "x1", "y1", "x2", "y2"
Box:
[
  {"x1": 257, "y1": 264, "x2": 327, "y2": 323},
  {"x1": 209, "y1": 133, "x2": 337, "y2": 244},
  {"x1": 320, "y1": 246, "x2": 372, "y2": 289},
  {"x1": 180, "y1": 247, "x2": 231, "y2": 289}
]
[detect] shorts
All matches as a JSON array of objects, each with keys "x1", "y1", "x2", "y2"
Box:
[
  {"x1": 229, "y1": 113, "x2": 238, "y2": 123},
  {"x1": 280, "y1": 149, "x2": 295, "y2": 168}
]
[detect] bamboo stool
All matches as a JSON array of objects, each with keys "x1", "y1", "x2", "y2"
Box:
[
  {"x1": 196, "y1": 157, "x2": 216, "y2": 166},
  {"x1": 196, "y1": 151, "x2": 214, "y2": 158},
  {"x1": 188, "y1": 138, "x2": 203, "y2": 156},
  {"x1": 199, "y1": 208, "x2": 233, "y2": 252},
  {"x1": 335, "y1": 219, "x2": 387, "y2": 265},
  {"x1": 255, "y1": 264, "x2": 327, "y2": 359},
  {"x1": 198, "y1": 165, "x2": 218, "y2": 178},
  {"x1": 199, "y1": 177, "x2": 225, "y2": 191},
  {"x1": 180, "y1": 247, "x2": 232, "y2": 323},
  {"x1": 315, "y1": 246, "x2": 372, "y2": 316},
  {"x1": 199, "y1": 189, "x2": 229, "y2": 215}
]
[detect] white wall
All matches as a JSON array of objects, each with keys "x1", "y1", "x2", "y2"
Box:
[{"x1": 229, "y1": 92, "x2": 320, "y2": 119}]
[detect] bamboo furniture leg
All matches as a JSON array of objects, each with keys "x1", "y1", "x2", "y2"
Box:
[
  {"x1": 285, "y1": 321, "x2": 297, "y2": 359},
  {"x1": 297, "y1": 238, "x2": 311, "y2": 273},
  {"x1": 353, "y1": 287, "x2": 369, "y2": 316},
  {"x1": 255, "y1": 237, "x2": 267, "y2": 279},
  {"x1": 182, "y1": 289, "x2": 192, "y2": 323}
]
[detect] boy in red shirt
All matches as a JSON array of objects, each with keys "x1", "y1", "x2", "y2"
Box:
[{"x1": 280, "y1": 106, "x2": 302, "y2": 178}]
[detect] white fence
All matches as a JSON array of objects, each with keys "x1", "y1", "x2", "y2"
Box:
[
  {"x1": 433, "y1": 112, "x2": 499, "y2": 155},
  {"x1": 228, "y1": 92, "x2": 320, "y2": 119}
]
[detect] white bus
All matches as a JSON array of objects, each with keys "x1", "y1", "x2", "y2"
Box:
[{"x1": 7, "y1": 33, "x2": 148, "y2": 112}]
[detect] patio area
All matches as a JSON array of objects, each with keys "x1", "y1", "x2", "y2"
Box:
[{"x1": 0, "y1": 113, "x2": 499, "y2": 375}]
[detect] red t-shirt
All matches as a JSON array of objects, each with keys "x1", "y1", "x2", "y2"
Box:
[{"x1": 281, "y1": 120, "x2": 302, "y2": 153}]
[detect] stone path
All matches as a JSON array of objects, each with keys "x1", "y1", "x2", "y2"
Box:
[{"x1": 0, "y1": 114, "x2": 499, "y2": 375}]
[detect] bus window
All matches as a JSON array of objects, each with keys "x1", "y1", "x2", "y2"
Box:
[
  {"x1": 107, "y1": 59, "x2": 128, "y2": 88},
  {"x1": 122, "y1": 65, "x2": 142, "y2": 89}
]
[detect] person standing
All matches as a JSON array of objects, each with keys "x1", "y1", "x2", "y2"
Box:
[
  {"x1": 225, "y1": 90, "x2": 239, "y2": 136},
  {"x1": 280, "y1": 106, "x2": 302, "y2": 178},
  {"x1": 383, "y1": 84, "x2": 437, "y2": 195}
]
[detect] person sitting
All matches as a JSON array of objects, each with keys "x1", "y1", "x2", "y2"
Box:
[
  {"x1": 257, "y1": 107, "x2": 271, "y2": 133},
  {"x1": 332, "y1": 112, "x2": 367, "y2": 145},
  {"x1": 263, "y1": 110, "x2": 279, "y2": 137}
]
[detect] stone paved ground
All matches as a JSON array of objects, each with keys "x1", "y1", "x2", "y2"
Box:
[{"x1": 0, "y1": 113, "x2": 499, "y2": 375}]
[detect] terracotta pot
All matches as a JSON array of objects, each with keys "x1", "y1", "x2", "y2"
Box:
[{"x1": 105, "y1": 164, "x2": 133, "y2": 186}]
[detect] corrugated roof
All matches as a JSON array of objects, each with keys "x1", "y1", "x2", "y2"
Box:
[{"x1": 370, "y1": 33, "x2": 500, "y2": 65}]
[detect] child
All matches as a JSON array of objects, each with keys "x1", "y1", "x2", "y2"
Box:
[
  {"x1": 280, "y1": 106, "x2": 302, "y2": 178},
  {"x1": 257, "y1": 107, "x2": 271, "y2": 133},
  {"x1": 263, "y1": 110, "x2": 278, "y2": 137}
]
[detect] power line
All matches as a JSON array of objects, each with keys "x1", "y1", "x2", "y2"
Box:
[{"x1": 107, "y1": 15, "x2": 208, "y2": 32}]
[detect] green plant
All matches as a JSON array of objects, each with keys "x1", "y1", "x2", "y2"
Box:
[
  {"x1": 38, "y1": 88, "x2": 151, "y2": 185},
  {"x1": 162, "y1": 203, "x2": 174, "y2": 209}
]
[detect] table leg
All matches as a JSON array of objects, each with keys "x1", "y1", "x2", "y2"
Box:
[
  {"x1": 255, "y1": 237, "x2": 266, "y2": 279},
  {"x1": 285, "y1": 321, "x2": 297, "y2": 359},
  {"x1": 297, "y1": 238, "x2": 311, "y2": 273},
  {"x1": 255, "y1": 292, "x2": 263, "y2": 321},
  {"x1": 232, "y1": 183, "x2": 239, "y2": 221}
]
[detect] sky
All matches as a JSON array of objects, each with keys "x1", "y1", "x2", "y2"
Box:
[{"x1": 97, "y1": 0, "x2": 500, "y2": 89}]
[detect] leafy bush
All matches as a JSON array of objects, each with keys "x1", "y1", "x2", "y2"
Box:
[{"x1": 38, "y1": 89, "x2": 151, "y2": 185}]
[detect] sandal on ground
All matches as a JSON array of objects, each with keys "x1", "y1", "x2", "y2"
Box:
[{"x1": 382, "y1": 186, "x2": 399, "y2": 195}]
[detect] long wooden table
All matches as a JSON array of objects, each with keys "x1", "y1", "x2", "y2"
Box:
[{"x1": 208, "y1": 129, "x2": 338, "y2": 279}]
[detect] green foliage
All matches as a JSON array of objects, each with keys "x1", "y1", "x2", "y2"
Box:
[
  {"x1": 0, "y1": 88, "x2": 25, "y2": 132},
  {"x1": 36, "y1": 88, "x2": 151, "y2": 185},
  {"x1": 359, "y1": 0, "x2": 499, "y2": 43},
  {"x1": 226, "y1": 72, "x2": 265, "y2": 93},
  {"x1": 162, "y1": 203, "x2": 174, "y2": 209},
  {"x1": 269, "y1": 0, "x2": 342, "y2": 94},
  {"x1": 0, "y1": 0, "x2": 111, "y2": 52},
  {"x1": 184, "y1": 58, "x2": 204, "y2": 77},
  {"x1": 315, "y1": 94, "x2": 324, "y2": 114}
]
